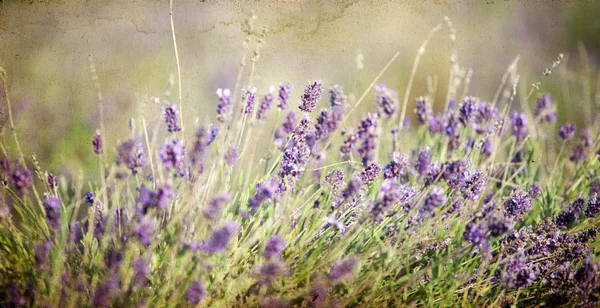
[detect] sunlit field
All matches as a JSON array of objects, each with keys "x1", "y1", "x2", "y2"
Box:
[{"x1": 1, "y1": 1, "x2": 600, "y2": 307}]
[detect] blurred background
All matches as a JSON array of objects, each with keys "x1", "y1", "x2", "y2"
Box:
[{"x1": 0, "y1": 0, "x2": 599, "y2": 175}]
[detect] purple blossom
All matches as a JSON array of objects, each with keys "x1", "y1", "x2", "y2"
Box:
[
  {"x1": 256, "y1": 88, "x2": 275, "y2": 120},
  {"x1": 428, "y1": 114, "x2": 445, "y2": 134},
  {"x1": 85, "y1": 192, "x2": 94, "y2": 204},
  {"x1": 134, "y1": 216, "x2": 156, "y2": 246},
  {"x1": 47, "y1": 173, "x2": 58, "y2": 189},
  {"x1": 92, "y1": 130, "x2": 103, "y2": 154},
  {"x1": 510, "y1": 112, "x2": 529, "y2": 143},
  {"x1": 464, "y1": 221, "x2": 487, "y2": 245},
  {"x1": 136, "y1": 184, "x2": 172, "y2": 214},
  {"x1": 474, "y1": 102, "x2": 498, "y2": 134},
  {"x1": 340, "y1": 130, "x2": 358, "y2": 157},
  {"x1": 329, "y1": 257, "x2": 358, "y2": 281},
  {"x1": 162, "y1": 104, "x2": 181, "y2": 132},
  {"x1": 299, "y1": 80, "x2": 323, "y2": 112},
  {"x1": 189, "y1": 126, "x2": 210, "y2": 173},
  {"x1": 342, "y1": 175, "x2": 363, "y2": 200},
  {"x1": 463, "y1": 170, "x2": 486, "y2": 201},
  {"x1": 10, "y1": 164, "x2": 34, "y2": 197},
  {"x1": 420, "y1": 186, "x2": 447, "y2": 218},
  {"x1": 315, "y1": 106, "x2": 344, "y2": 140},
  {"x1": 585, "y1": 195, "x2": 600, "y2": 218},
  {"x1": 277, "y1": 82, "x2": 293, "y2": 110},
  {"x1": 374, "y1": 84, "x2": 398, "y2": 119},
  {"x1": 376, "y1": 180, "x2": 415, "y2": 214},
  {"x1": 43, "y1": 195, "x2": 62, "y2": 230},
  {"x1": 360, "y1": 162, "x2": 381, "y2": 185},
  {"x1": 224, "y1": 146, "x2": 239, "y2": 166},
  {"x1": 159, "y1": 137, "x2": 186, "y2": 172},
  {"x1": 503, "y1": 189, "x2": 533, "y2": 219},
  {"x1": 501, "y1": 253, "x2": 537, "y2": 289},
  {"x1": 200, "y1": 221, "x2": 238, "y2": 253},
  {"x1": 255, "y1": 262, "x2": 288, "y2": 285},
  {"x1": 415, "y1": 96, "x2": 432, "y2": 124},
  {"x1": 34, "y1": 240, "x2": 53, "y2": 271},
  {"x1": 204, "y1": 192, "x2": 231, "y2": 220},
  {"x1": 357, "y1": 113, "x2": 380, "y2": 165},
  {"x1": 416, "y1": 148, "x2": 432, "y2": 176},
  {"x1": 186, "y1": 280, "x2": 206, "y2": 304},
  {"x1": 529, "y1": 183, "x2": 542, "y2": 199},
  {"x1": 282, "y1": 112, "x2": 296, "y2": 134},
  {"x1": 116, "y1": 136, "x2": 146, "y2": 174},
  {"x1": 278, "y1": 116, "x2": 313, "y2": 191},
  {"x1": 263, "y1": 235, "x2": 286, "y2": 259},
  {"x1": 555, "y1": 198, "x2": 585, "y2": 228},
  {"x1": 131, "y1": 257, "x2": 150, "y2": 288},
  {"x1": 481, "y1": 138, "x2": 494, "y2": 157},
  {"x1": 570, "y1": 144, "x2": 587, "y2": 162},
  {"x1": 442, "y1": 160, "x2": 470, "y2": 190},
  {"x1": 459, "y1": 96, "x2": 479, "y2": 125},
  {"x1": 534, "y1": 94, "x2": 557, "y2": 123},
  {"x1": 216, "y1": 88, "x2": 233, "y2": 123},
  {"x1": 581, "y1": 128, "x2": 594, "y2": 148},
  {"x1": 249, "y1": 179, "x2": 278, "y2": 209},
  {"x1": 558, "y1": 123, "x2": 576, "y2": 140},
  {"x1": 383, "y1": 152, "x2": 410, "y2": 180},
  {"x1": 241, "y1": 87, "x2": 257, "y2": 114},
  {"x1": 329, "y1": 84, "x2": 346, "y2": 107}
]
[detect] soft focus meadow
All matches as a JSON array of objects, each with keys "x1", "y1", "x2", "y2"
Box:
[{"x1": 1, "y1": 1, "x2": 600, "y2": 307}]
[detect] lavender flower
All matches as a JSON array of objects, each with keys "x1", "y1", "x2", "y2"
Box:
[
  {"x1": 263, "y1": 235, "x2": 286, "y2": 259},
  {"x1": 464, "y1": 221, "x2": 487, "y2": 245},
  {"x1": 383, "y1": 152, "x2": 410, "y2": 180},
  {"x1": 340, "y1": 130, "x2": 358, "y2": 157},
  {"x1": 116, "y1": 136, "x2": 146, "y2": 174},
  {"x1": 134, "y1": 216, "x2": 156, "y2": 246},
  {"x1": 162, "y1": 104, "x2": 181, "y2": 132},
  {"x1": 204, "y1": 193, "x2": 231, "y2": 220},
  {"x1": 186, "y1": 280, "x2": 206, "y2": 304},
  {"x1": 375, "y1": 180, "x2": 415, "y2": 215},
  {"x1": 159, "y1": 137, "x2": 186, "y2": 172},
  {"x1": 555, "y1": 198, "x2": 585, "y2": 228},
  {"x1": 282, "y1": 111, "x2": 296, "y2": 134},
  {"x1": 278, "y1": 116, "x2": 313, "y2": 191},
  {"x1": 216, "y1": 88, "x2": 232, "y2": 123},
  {"x1": 420, "y1": 186, "x2": 447, "y2": 218},
  {"x1": 277, "y1": 82, "x2": 293, "y2": 110},
  {"x1": 357, "y1": 113, "x2": 380, "y2": 165},
  {"x1": 510, "y1": 112, "x2": 529, "y2": 143},
  {"x1": 92, "y1": 130, "x2": 103, "y2": 154},
  {"x1": 342, "y1": 175, "x2": 363, "y2": 200},
  {"x1": 534, "y1": 94, "x2": 557, "y2": 123},
  {"x1": 416, "y1": 148, "x2": 432, "y2": 176},
  {"x1": 255, "y1": 262, "x2": 288, "y2": 285},
  {"x1": 585, "y1": 195, "x2": 600, "y2": 218},
  {"x1": 43, "y1": 195, "x2": 62, "y2": 230},
  {"x1": 201, "y1": 221, "x2": 238, "y2": 253},
  {"x1": 329, "y1": 257, "x2": 358, "y2": 281},
  {"x1": 558, "y1": 123, "x2": 576, "y2": 140},
  {"x1": 570, "y1": 144, "x2": 587, "y2": 162},
  {"x1": 415, "y1": 96, "x2": 432, "y2": 124},
  {"x1": 503, "y1": 189, "x2": 533, "y2": 219},
  {"x1": 428, "y1": 114, "x2": 445, "y2": 134},
  {"x1": 85, "y1": 192, "x2": 94, "y2": 204},
  {"x1": 34, "y1": 240, "x2": 53, "y2": 272},
  {"x1": 224, "y1": 146, "x2": 239, "y2": 166},
  {"x1": 581, "y1": 128, "x2": 594, "y2": 148},
  {"x1": 10, "y1": 165, "x2": 34, "y2": 197},
  {"x1": 249, "y1": 179, "x2": 278, "y2": 209},
  {"x1": 374, "y1": 84, "x2": 398, "y2": 119},
  {"x1": 47, "y1": 173, "x2": 58, "y2": 189},
  {"x1": 131, "y1": 257, "x2": 150, "y2": 288},
  {"x1": 360, "y1": 162, "x2": 381, "y2": 185},
  {"x1": 459, "y1": 96, "x2": 479, "y2": 125},
  {"x1": 136, "y1": 184, "x2": 172, "y2": 214},
  {"x1": 481, "y1": 138, "x2": 494, "y2": 157},
  {"x1": 329, "y1": 84, "x2": 346, "y2": 107},
  {"x1": 241, "y1": 87, "x2": 257, "y2": 114},
  {"x1": 256, "y1": 88, "x2": 275, "y2": 120},
  {"x1": 463, "y1": 171, "x2": 486, "y2": 201},
  {"x1": 442, "y1": 160, "x2": 470, "y2": 190},
  {"x1": 315, "y1": 107, "x2": 343, "y2": 140},
  {"x1": 189, "y1": 126, "x2": 210, "y2": 173},
  {"x1": 298, "y1": 80, "x2": 323, "y2": 112}
]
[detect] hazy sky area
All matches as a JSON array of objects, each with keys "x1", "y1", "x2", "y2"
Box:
[{"x1": 0, "y1": 0, "x2": 598, "y2": 170}]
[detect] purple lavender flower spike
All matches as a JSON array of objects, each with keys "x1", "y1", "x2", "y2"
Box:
[
  {"x1": 415, "y1": 96, "x2": 432, "y2": 124},
  {"x1": 481, "y1": 138, "x2": 494, "y2": 157},
  {"x1": 131, "y1": 257, "x2": 151, "y2": 288},
  {"x1": 10, "y1": 165, "x2": 34, "y2": 197},
  {"x1": 442, "y1": 160, "x2": 470, "y2": 190},
  {"x1": 85, "y1": 192, "x2": 94, "y2": 204},
  {"x1": 298, "y1": 80, "x2": 323, "y2": 112},
  {"x1": 329, "y1": 84, "x2": 346, "y2": 107},
  {"x1": 570, "y1": 144, "x2": 586, "y2": 162},
  {"x1": 534, "y1": 94, "x2": 557, "y2": 123},
  {"x1": 463, "y1": 170, "x2": 486, "y2": 201},
  {"x1": 224, "y1": 145, "x2": 239, "y2": 166},
  {"x1": 416, "y1": 148, "x2": 432, "y2": 176},
  {"x1": 200, "y1": 221, "x2": 238, "y2": 253},
  {"x1": 509, "y1": 112, "x2": 529, "y2": 143},
  {"x1": 186, "y1": 280, "x2": 206, "y2": 304},
  {"x1": 162, "y1": 104, "x2": 181, "y2": 132},
  {"x1": 329, "y1": 257, "x2": 358, "y2": 281},
  {"x1": 204, "y1": 192, "x2": 231, "y2": 220},
  {"x1": 47, "y1": 173, "x2": 58, "y2": 189},
  {"x1": 116, "y1": 136, "x2": 147, "y2": 174},
  {"x1": 383, "y1": 152, "x2": 410, "y2": 180},
  {"x1": 160, "y1": 137, "x2": 186, "y2": 171},
  {"x1": 340, "y1": 130, "x2": 358, "y2": 158},
  {"x1": 428, "y1": 114, "x2": 445, "y2": 134},
  {"x1": 459, "y1": 96, "x2": 479, "y2": 126},
  {"x1": 216, "y1": 88, "x2": 233, "y2": 123},
  {"x1": 357, "y1": 113, "x2": 380, "y2": 165},
  {"x1": 263, "y1": 234, "x2": 286, "y2": 259},
  {"x1": 241, "y1": 87, "x2": 257, "y2": 115},
  {"x1": 92, "y1": 130, "x2": 103, "y2": 154},
  {"x1": 257, "y1": 87, "x2": 275, "y2": 120},
  {"x1": 134, "y1": 216, "x2": 156, "y2": 246},
  {"x1": 360, "y1": 162, "x2": 381, "y2": 185},
  {"x1": 585, "y1": 195, "x2": 600, "y2": 218},
  {"x1": 315, "y1": 107, "x2": 343, "y2": 140},
  {"x1": 277, "y1": 82, "x2": 293, "y2": 110},
  {"x1": 43, "y1": 195, "x2": 62, "y2": 230},
  {"x1": 503, "y1": 189, "x2": 532, "y2": 219},
  {"x1": 558, "y1": 123, "x2": 576, "y2": 140},
  {"x1": 421, "y1": 186, "x2": 447, "y2": 218},
  {"x1": 282, "y1": 111, "x2": 296, "y2": 134},
  {"x1": 342, "y1": 175, "x2": 363, "y2": 201},
  {"x1": 463, "y1": 221, "x2": 487, "y2": 245},
  {"x1": 249, "y1": 178, "x2": 278, "y2": 209},
  {"x1": 374, "y1": 84, "x2": 398, "y2": 119}
]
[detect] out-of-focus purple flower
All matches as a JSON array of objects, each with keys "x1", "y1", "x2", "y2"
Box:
[
  {"x1": 324, "y1": 169, "x2": 344, "y2": 194},
  {"x1": 503, "y1": 189, "x2": 532, "y2": 219},
  {"x1": 224, "y1": 146, "x2": 239, "y2": 166},
  {"x1": 360, "y1": 162, "x2": 380, "y2": 185},
  {"x1": 189, "y1": 126, "x2": 210, "y2": 173},
  {"x1": 92, "y1": 130, "x2": 103, "y2": 154},
  {"x1": 47, "y1": 173, "x2": 58, "y2": 189},
  {"x1": 459, "y1": 96, "x2": 479, "y2": 126},
  {"x1": 282, "y1": 111, "x2": 296, "y2": 134},
  {"x1": 85, "y1": 192, "x2": 94, "y2": 204},
  {"x1": 10, "y1": 164, "x2": 33, "y2": 197},
  {"x1": 415, "y1": 96, "x2": 432, "y2": 124},
  {"x1": 329, "y1": 257, "x2": 358, "y2": 281},
  {"x1": 92, "y1": 275, "x2": 120, "y2": 307},
  {"x1": 342, "y1": 175, "x2": 363, "y2": 201},
  {"x1": 263, "y1": 234, "x2": 286, "y2": 259},
  {"x1": 329, "y1": 84, "x2": 346, "y2": 107},
  {"x1": 570, "y1": 144, "x2": 587, "y2": 162},
  {"x1": 558, "y1": 123, "x2": 576, "y2": 140},
  {"x1": 501, "y1": 253, "x2": 537, "y2": 289},
  {"x1": 134, "y1": 216, "x2": 156, "y2": 246},
  {"x1": 474, "y1": 102, "x2": 498, "y2": 134},
  {"x1": 555, "y1": 198, "x2": 585, "y2": 228},
  {"x1": 416, "y1": 148, "x2": 432, "y2": 176},
  {"x1": 509, "y1": 112, "x2": 528, "y2": 143},
  {"x1": 278, "y1": 116, "x2": 313, "y2": 191},
  {"x1": 257, "y1": 88, "x2": 275, "y2": 120},
  {"x1": 590, "y1": 178, "x2": 600, "y2": 197},
  {"x1": 443, "y1": 160, "x2": 470, "y2": 190},
  {"x1": 534, "y1": 94, "x2": 557, "y2": 123},
  {"x1": 299, "y1": 80, "x2": 323, "y2": 112},
  {"x1": 200, "y1": 221, "x2": 238, "y2": 253},
  {"x1": 463, "y1": 171, "x2": 486, "y2": 201},
  {"x1": 428, "y1": 114, "x2": 445, "y2": 134},
  {"x1": 162, "y1": 104, "x2": 181, "y2": 132},
  {"x1": 464, "y1": 221, "x2": 487, "y2": 245},
  {"x1": 160, "y1": 137, "x2": 186, "y2": 172},
  {"x1": 116, "y1": 136, "x2": 146, "y2": 174},
  {"x1": 315, "y1": 106, "x2": 344, "y2": 140},
  {"x1": 216, "y1": 88, "x2": 233, "y2": 123},
  {"x1": 585, "y1": 195, "x2": 600, "y2": 218},
  {"x1": 581, "y1": 128, "x2": 594, "y2": 148},
  {"x1": 420, "y1": 186, "x2": 447, "y2": 218},
  {"x1": 481, "y1": 138, "x2": 494, "y2": 157},
  {"x1": 487, "y1": 214, "x2": 513, "y2": 237},
  {"x1": 277, "y1": 82, "x2": 293, "y2": 110},
  {"x1": 528, "y1": 183, "x2": 541, "y2": 199},
  {"x1": 374, "y1": 84, "x2": 397, "y2": 119},
  {"x1": 340, "y1": 130, "x2": 358, "y2": 158},
  {"x1": 262, "y1": 297, "x2": 290, "y2": 308},
  {"x1": 131, "y1": 257, "x2": 150, "y2": 288},
  {"x1": 375, "y1": 180, "x2": 416, "y2": 215},
  {"x1": 574, "y1": 256, "x2": 599, "y2": 290},
  {"x1": 186, "y1": 280, "x2": 206, "y2": 304},
  {"x1": 43, "y1": 195, "x2": 61, "y2": 230},
  {"x1": 241, "y1": 87, "x2": 257, "y2": 115},
  {"x1": 256, "y1": 262, "x2": 288, "y2": 285},
  {"x1": 34, "y1": 240, "x2": 53, "y2": 272},
  {"x1": 383, "y1": 152, "x2": 410, "y2": 180},
  {"x1": 136, "y1": 184, "x2": 172, "y2": 215},
  {"x1": 204, "y1": 192, "x2": 231, "y2": 220},
  {"x1": 249, "y1": 179, "x2": 278, "y2": 209},
  {"x1": 357, "y1": 113, "x2": 380, "y2": 165}
]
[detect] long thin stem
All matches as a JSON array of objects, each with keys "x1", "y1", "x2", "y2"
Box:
[{"x1": 170, "y1": 0, "x2": 184, "y2": 135}]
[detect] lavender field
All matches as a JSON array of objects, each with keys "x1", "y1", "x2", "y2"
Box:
[{"x1": 1, "y1": 1, "x2": 600, "y2": 307}]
